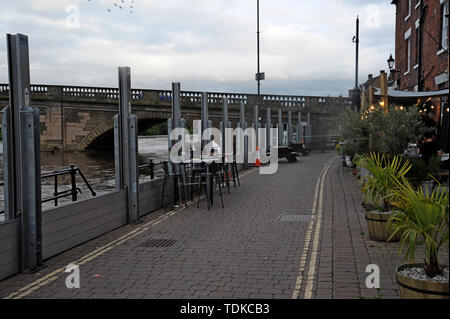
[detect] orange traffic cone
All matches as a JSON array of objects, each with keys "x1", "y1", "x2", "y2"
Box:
[{"x1": 255, "y1": 146, "x2": 261, "y2": 167}]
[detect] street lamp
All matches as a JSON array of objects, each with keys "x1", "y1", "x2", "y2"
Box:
[{"x1": 387, "y1": 54, "x2": 400, "y2": 73}]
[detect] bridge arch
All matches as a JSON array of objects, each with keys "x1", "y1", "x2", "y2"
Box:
[{"x1": 84, "y1": 117, "x2": 170, "y2": 151}]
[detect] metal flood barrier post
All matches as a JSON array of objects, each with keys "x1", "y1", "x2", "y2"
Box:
[
  {"x1": 306, "y1": 113, "x2": 312, "y2": 145},
  {"x1": 287, "y1": 111, "x2": 293, "y2": 145},
  {"x1": 265, "y1": 107, "x2": 271, "y2": 152},
  {"x1": 201, "y1": 92, "x2": 209, "y2": 152},
  {"x1": 167, "y1": 82, "x2": 185, "y2": 208},
  {"x1": 114, "y1": 66, "x2": 139, "y2": 224},
  {"x1": 239, "y1": 101, "x2": 248, "y2": 169},
  {"x1": 297, "y1": 111, "x2": 303, "y2": 143},
  {"x1": 1, "y1": 33, "x2": 42, "y2": 272},
  {"x1": 221, "y1": 98, "x2": 229, "y2": 157},
  {"x1": 253, "y1": 105, "x2": 259, "y2": 148},
  {"x1": 277, "y1": 109, "x2": 283, "y2": 146}
]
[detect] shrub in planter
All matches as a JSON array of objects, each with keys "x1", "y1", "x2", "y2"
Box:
[
  {"x1": 360, "y1": 152, "x2": 411, "y2": 242},
  {"x1": 342, "y1": 144, "x2": 356, "y2": 167},
  {"x1": 387, "y1": 180, "x2": 449, "y2": 299}
]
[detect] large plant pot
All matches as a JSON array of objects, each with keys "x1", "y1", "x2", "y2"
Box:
[
  {"x1": 365, "y1": 210, "x2": 401, "y2": 242},
  {"x1": 396, "y1": 264, "x2": 449, "y2": 299}
]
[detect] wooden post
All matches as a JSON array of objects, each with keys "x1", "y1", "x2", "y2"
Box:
[
  {"x1": 360, "y1": 90, "x2": 366, "y2": 111},
  {"x1": 380, "y1": 70, "x2": 388, "y2": 114}
]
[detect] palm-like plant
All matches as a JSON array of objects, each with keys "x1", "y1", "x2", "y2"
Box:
[
  {"x1": 387, "y1": 180, "x2": 449, "y2": 278},
  {"x1": 360, "y1": 152, "x2": 412, "y2": 212}
]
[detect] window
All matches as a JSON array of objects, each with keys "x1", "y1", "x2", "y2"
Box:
[{"x1": 441, "y1": 1, "x2": 449, "y2": 51}]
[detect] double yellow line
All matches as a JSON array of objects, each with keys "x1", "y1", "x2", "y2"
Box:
[
  {"x1": 291, "y1": 156, "x2": 336, "y2": 299},
  {"x1": 4, "y1": 168, "x2": 256, "y2": 299}
]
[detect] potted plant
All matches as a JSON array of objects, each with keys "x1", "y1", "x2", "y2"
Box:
[
  {"x1": 360, "y1": 152, "x2": 411, "y2": 242},
  {"x1": 387, "y1": 180, "x2": 449, "y2": 299},
  {"x1": 353, "y1": 153, "x2": 368, "y2": 178},
  {"x1": 342, "y1": 143, "x2": 356, "y2": 167}
]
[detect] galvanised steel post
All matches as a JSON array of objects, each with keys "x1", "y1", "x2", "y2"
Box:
[
  {"x1": 253, "y1": 105, "x2": 259, "y2": 148},
  {"x1": 239, "y1": 101, "x2": 248, "y2": 169},
  {"x1": 168, "y1": 82, "x2": 181, "y2": 207},
  {"x1": 278, "y1": 109, "x2": 283, "y2": 146},
  {"x1": 115, "y1": 66, "x2": 131, "y2": 191},
  {"x1": 1, "y1": 107, "x2": 14, "y2": 221},
  {"x1": 201, "y1": 92, "x2": 208, "y2": 150},
  {"x1": 307, "y1": 112, "x2": 312, "y2": 145},
  {"x1": 4, "y1": 33, "x2": 42, "y2": 271},
  {"x1": 20, "y1": 106, "x2": 42, "y2": 271},
  {"x1": 168, "y1": 82, "x2": 181, "y2": 170},
  {"x1": 297, "y1": 111, "x2": 303, "y2": 143},
  {"x1": 127, "y1": 114, "x2": 139, "y2": 224},
  {"x1": 221, "y1": 98, "x2": 229, "y2": 157},
  {"x1": 287, "y1": 111, "x2": 292, "y2": 145},
  {"x1": 266, "y1": 107, "x2": 271, "y2": 152},
  {"x1": 115, "y1": 66, "x2": 139, "y2": 224}
]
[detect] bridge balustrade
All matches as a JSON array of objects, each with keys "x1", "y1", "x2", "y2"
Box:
[{"x1": 0, "y1": 83, "x2": 352, "y2": 110}]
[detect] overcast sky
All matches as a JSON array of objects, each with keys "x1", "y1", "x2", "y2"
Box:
[{"x1": 0, "y1": 0, "x2": 396, "y2": 96}]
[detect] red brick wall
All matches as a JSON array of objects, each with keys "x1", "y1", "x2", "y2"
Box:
[{"x1": 393, "y1": 0, "x2": 448, "y2": 91}]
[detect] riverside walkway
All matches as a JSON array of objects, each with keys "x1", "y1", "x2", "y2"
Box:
[{"x1": 0, "y1": 151, "x2": 445, "y2": 299}]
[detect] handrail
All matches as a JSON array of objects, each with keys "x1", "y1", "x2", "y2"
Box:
[
  {"x1": 138, "y1": 158, "x2": 164, "y2": 180},
  {"x1": 0, "y1": 165, "x2": 96, "y2": 210}
]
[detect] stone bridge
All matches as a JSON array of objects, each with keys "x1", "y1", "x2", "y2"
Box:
[{"x1": 0, "y1": 84, "x2": 351, "y2": 151}]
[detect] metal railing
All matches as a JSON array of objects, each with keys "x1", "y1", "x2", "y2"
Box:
[
  {"x1": 138, "y1": 159, "x2": 164, "y2": 180},
  {"x1": 0, "y1": 165, "x2": 96, "y2": 213},
  {"x1": 42, "y1": 164, "x2": 96, "y2": 206}
]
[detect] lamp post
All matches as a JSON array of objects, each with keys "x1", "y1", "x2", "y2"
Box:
[
  {"x1": 387, "y1": 54, "x2": 401, "y2": 74},
  {"x1": 351, "y1": 15, "x2": 361, "y2": 111},
  {"x1": 387, "y1": 54, "x2": 401, "y2": 87},
  {"x1": 255, "y1": 0, "x2": 264, "y2": 106},
  {"x1": 387, "y1": 54, "x2": 395, "y2": 71}
]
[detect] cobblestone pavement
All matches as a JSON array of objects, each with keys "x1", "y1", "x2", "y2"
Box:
[
  {"x1": 0, "y1": 152, "x2": 447, "y2": 299},
  {"x1": 314, "y1": 162, "x2": 449, "y2": 299}
]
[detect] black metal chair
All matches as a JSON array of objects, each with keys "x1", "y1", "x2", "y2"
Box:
[
  {"x1": 160, "y1": 161, "x2": 184, "y2": 209},
  {"x1": 196, "y1": 161, "x2": 224, "y2": 210}
]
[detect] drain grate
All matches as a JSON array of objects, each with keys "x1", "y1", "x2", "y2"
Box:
[
  {"x1": 278, "y1": 214, "x2": 314, "y2": 223},
  {"x1": 139, "y1": 239, "x2": 177, "y2": 248}
]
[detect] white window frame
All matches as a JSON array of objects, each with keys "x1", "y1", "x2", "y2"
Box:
[
  {"x1": 415, "y1": 0, "x2": 420, "y2": 10},
  {"x1": 404, "y1": 28, "x2": 412, "y2": 75},
  {"x1": 405, "y1": 0, "x2": 411, "y2": 21},
  {"x1": 414, "y1": 21, "x2": 419, "y2": 69},
  {"x1": 440, "y1": 0, "x2": 449, "y2": 53}
]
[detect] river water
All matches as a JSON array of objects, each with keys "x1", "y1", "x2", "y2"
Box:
[{"x1": 0, "y1": 136, "x2": 169, "y2": 220}]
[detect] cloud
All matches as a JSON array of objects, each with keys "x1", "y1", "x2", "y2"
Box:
[{"x1": 0, "y1": 0, "x2": 396, "y2": 96}]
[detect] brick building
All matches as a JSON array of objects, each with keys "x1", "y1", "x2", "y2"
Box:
[
  {"x1": 391, "y1": 0, "x2": 449, "y2": 91},
  {"x1": 390, "y1": 0, "x2": 449, "y2": 153}
]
